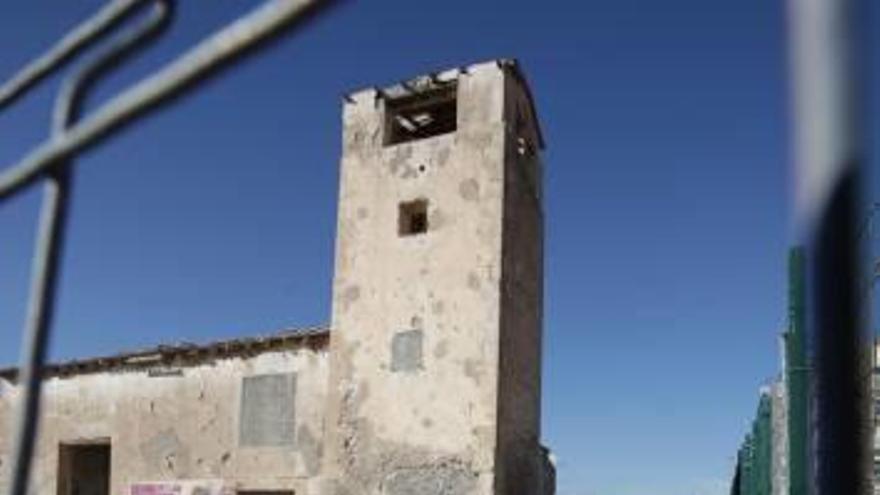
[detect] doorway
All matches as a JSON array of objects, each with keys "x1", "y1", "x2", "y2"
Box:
[{"x1": 58, "y1": 441, "x2": 111, "y2": 495}]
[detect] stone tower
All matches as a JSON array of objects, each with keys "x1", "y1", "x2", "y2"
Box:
[{"x1": 324, "y1": 60, "x2": 546, "y2": 495}]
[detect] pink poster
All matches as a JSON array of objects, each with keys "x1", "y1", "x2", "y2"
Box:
[
  {"x1": 130, "y1": 480, "x2": 228, "y2": 495},
  {"x1": 130, "y1": 484, "x2": 182, "y2": 495}
]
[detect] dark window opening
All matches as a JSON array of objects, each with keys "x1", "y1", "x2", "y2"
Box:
[
  {"x1": 399, "y1": 199, "x2": 428, "y2": 236},
  {"x1": 58, "y1": 441, "x2": 111, "y2": 495},
  {"x1": 385, "y1": 84, "x2": 457, "y2": 146}
]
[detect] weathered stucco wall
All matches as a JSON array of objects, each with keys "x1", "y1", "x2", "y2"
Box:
[
  {"x1": 0, "y1": 345, "x2": 328, "y2": 495},
  {"x1": 324, "y1": 60, "x2": 545, "y2": 495},
  {"x1": 0, "y1": 60, "x2": 550, "y2": 495}
]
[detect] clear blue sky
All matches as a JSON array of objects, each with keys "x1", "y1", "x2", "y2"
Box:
[{"x1": 0, "y1": 2, "x2": 877, "y2": 495}]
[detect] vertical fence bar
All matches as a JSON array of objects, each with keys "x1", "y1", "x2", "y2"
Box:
[
  {"x1": 786, "y1": 247, "x2": 809, "y2": 495},
  {"x1": 5, "y1": 5, "x2": 172, "y2": 494},
  {"x1": 787, "y1": 0, "x2": 870, "y2": 493},
  {"x1": 7, "y1": 157, "x2": 71, "y2": 495},
  {"x1": 0, "y1": 2, "x2": 338, "y2": 493},
  {"x1": 0, "y1": 0, "x2": 147, "y2": 110}
]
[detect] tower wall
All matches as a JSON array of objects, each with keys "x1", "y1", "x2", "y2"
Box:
[
  {"x1": 323, "y1": 60, "x2": 545, "y2": 494},
  {"x1": 496, "y1": 71, "x2": 545, "y2": 495}
]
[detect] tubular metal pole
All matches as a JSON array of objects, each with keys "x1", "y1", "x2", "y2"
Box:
[
  {"x1": 0, "y1": 0, "x2": 150, "y2": 111},
  {"x1": 6, "y1": 4, "x2": 172, "y2": 495},
  {"x1": 0, "y1": 0, "x2": 338, "y2": 202},
  {"x1": 0, "y1": 1, "x2": 341, "y2": 493},
  {"x1": 788, "y1": 0, "x2": 870, "y2": 493},
  {"x1": 8, "y1": 149, "x2": 72, "y2": 495}
]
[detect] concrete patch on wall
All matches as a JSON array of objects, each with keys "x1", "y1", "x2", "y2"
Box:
[
  {"x1": 458, "y1": 179, "x2": 480, "y2": 202},
  {"x1": 239, "y1": 373, "x2": 297, "y2": 447},
  {"x1": 382, "y1": 463, "x2": 477, "y2": 495},
  {"x1": 391, "y1": 330, "x2": 423, "y2": 373}
]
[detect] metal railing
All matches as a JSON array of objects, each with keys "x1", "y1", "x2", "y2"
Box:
[
  {"x1": 788, "y1": 0, "x2": 871, "y2": 493},
  {"x1": 0, "y1": 1, "x2": 339, "y2": 494}
]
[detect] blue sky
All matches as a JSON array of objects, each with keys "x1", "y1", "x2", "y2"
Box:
[{"x1": 0, "y1": 2, "x2": 877, "y2": 495}]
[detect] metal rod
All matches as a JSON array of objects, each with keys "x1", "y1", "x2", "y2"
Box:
[
  {"x1": 8, "y1": 147, "x2": 72, "y2": 495},
  {"x1": 6, "y1": 4, "x2": 172, "y2": 495},
  {"x1": 0, "y1": 0, "x2": 339, "y2": 203},
  {"x1": 787, "y1": 0, "x2": 869, "y2": 493},
  {"x1": 0, "y1": 0, "x2": 152, "y2": 111},
  {"x1": 0, "y1": 1, "x2": 341, "y2": 491}
]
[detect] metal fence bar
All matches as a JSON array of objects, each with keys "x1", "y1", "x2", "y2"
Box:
[
  {"x1": 787, "y1": 0, "x2": 870, "y2": 493},
  {"x1": 0, "y1": 1, "x2": 339, "y2": 494},
  {"x1": 0, "y1": 0, "x2": 336, "y2": 202},
  {"x1": 0, "y1": 0, "x2": 153, "y2": 110},
  {"x1": 9, "y1": 166, "x2": 71, "y2": 495},
  {"x1": 6, "y1": 4, "x2": 172, "y2": 495}
]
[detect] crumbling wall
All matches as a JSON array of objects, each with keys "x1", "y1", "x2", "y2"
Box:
[
  {"x1": 324, "y1": 60, "x2": 546, "y2": 495},
  {"x1": 0, "y1": 60, "x2": 550, "y2": 495},
  {"x1": 0, "y1": 347, "x2": 328, "y2": 495},
  {"x1": 324, "y1": 63, "x2": 511, "y2": 495}
]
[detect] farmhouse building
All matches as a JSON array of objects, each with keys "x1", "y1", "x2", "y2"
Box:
[{"x1": 0, "y1": 59, "x2": 552, "y2": 495}]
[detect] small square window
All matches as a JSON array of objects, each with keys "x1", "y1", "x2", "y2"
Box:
[{"x1": 399, "y1": 199, "x2": 428, "y2": 236}]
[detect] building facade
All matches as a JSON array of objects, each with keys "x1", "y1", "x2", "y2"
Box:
[
  {"x1": 0, "y1": 331, "x2": 330, "y2": 495},
  {"x1": 0, "y1": 60, "x2": 553, "y2": 495}
]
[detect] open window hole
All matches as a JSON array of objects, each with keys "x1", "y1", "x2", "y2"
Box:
[
  {"x1": 385, "y1": 83, "x2": 457, "y2": 146},
  {"x1": 399, "y1": 199, "x2": 429, "y2": 236}
]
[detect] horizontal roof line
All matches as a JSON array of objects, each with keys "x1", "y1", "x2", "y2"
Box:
[{"x1": 0, "y1": 325, "x2": 330, "y2": 382}]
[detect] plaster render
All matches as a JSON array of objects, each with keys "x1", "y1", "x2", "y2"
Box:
[
  {"x1": 324, "y1": 60, "x2": 546, "y2": 495},
  {"x1": 1, "y1": 345, "x2": 328, "y2": 495},
  {"x1": 0, "y1": 60, "x2": 551, "y2": 495}
]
